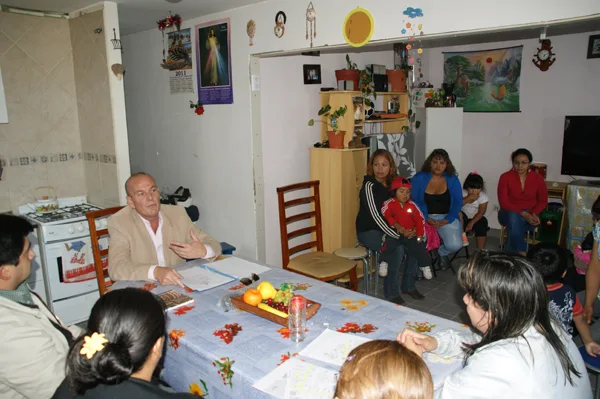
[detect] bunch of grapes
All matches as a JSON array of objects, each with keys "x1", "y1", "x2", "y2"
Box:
[
  {"x1": 265, "y1": 298, "x2": 289, "y2": 313},
  {"x1": 273, "y1": 289, "x2": 294, "y2": 306}
]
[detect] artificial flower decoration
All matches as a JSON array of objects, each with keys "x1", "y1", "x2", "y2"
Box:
[
  {"x1": 403, "y1": 7, "x2": 424, "y2": 18},
  {"x1": 80, "y1": 333, "x2": 109, "y2": 359},
  {"x1": 189, "y1": 100, "x2": 205, "y2": 116},
  {"x1": 157, "y1": 12, "x2": 182, "y2": 31}
]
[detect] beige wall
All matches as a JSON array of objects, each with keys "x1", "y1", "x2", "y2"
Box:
[
  {"x1": 0, "y1": 11, "x2": 86, "y2": 212},
  {"x1": 70, "y1": 10, "x2": 119, "y2": 208}
]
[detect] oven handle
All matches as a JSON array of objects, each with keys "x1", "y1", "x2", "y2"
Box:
[{"x1": 57, "y1": 257, "x2": 64, "y2": 283}]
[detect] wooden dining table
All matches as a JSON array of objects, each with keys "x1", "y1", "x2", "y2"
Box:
[{"x1": 112, "y1": 257, "x2": 467, "y2": 398}]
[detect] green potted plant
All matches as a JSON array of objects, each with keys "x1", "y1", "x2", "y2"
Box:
[
  {"x1": 308, "y1": 104, "x2": 348, "y2": 149},
  {"x1": 335, "y1": 54, "x2": 360, "y2": 91},
  {"x1": 360, "y1": 66, "x2": 377, "y2": 100}
]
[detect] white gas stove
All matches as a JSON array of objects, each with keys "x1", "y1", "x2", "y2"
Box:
[{"x1": 19, "y1": 196, "x2": 108, "y2": 325}]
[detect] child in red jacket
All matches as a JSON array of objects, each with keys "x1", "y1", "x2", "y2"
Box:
[{"x1": 382, "y1": 177, "x2": 433, "y2": 280}]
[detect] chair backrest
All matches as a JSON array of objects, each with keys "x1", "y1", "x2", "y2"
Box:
[
  {"x1": 85, "y1": 206, "x2": 123, "y2": 296},
  {"x1": 276, "y1": 181, "x2": 323, "y2": 268}
]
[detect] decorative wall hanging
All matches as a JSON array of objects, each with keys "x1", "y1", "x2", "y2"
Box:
[
  {"x1": 399, "y1": 7, "x2": 425, "y2": 88},
  {"x1": 189, "y1": 100, "x2": 205, "y2": 116},
  {"x1": 195, "y1": 18, "x2": 234, "y2": 104},
  {"x1": 443, "y1": 46, "x2": 523, "y2": 112},
  {"x1": 247, "y1": 20, "x2": 256, "y2": 46},
  {"x1": 158, "y1": 12, "x2": 182, "y2": 63},
  {"x1": 532, "y1": 39, "x2": 556, "y2": 71},
  {"x1": 588, "y1": 34, "x2": 600, "y2": 59},
  {"x1": 111, "y1": 63, "x2": 124, "y2": 80},
  {"x1": 402, "y1": 7, "x2": 424, "y2": 18},
  {"x1": 165, "y1": 29, "x2": 194, "y2": 94},
  {"x1": 343, "y1": 7, "x2": 374, "y2": 48},
  {"x1": 306, "y1": 2, "x2": 317, "y2": 48},
  {"x1": 110, "y1": 28, "x2": 122, "y2": 51},
  {"x1": 303, "y1": 64, "x2": 321, "y2": 84},
  {"x1": 274, "y1": 11, "x2": 286, "y2": 38}
]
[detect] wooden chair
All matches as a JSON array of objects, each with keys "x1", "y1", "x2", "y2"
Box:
[
  {"x1": 86, "y1": 207, "x2": 123, "y2": 296},
  {"x1": 277, "y1": 181, "x2": 358, "y2": 291}
]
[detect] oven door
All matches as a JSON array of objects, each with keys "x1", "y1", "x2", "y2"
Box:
[{"x1": 44, "y1": 237, "x2": 100, "y2": 301}]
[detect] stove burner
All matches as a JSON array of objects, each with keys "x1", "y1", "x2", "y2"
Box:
[{"x1": 27, "y1": 204, "x2": 102, "y2": 224}]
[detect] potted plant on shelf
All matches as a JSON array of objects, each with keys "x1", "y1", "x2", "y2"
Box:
[
  {"x1": 360, "y1": 66, "x2": 377, "y2": 100},
  {"x1": 308, "y1": 104, "x2": 348, "y2": 149},
  {"x1": 335, "y1": 55, "x2": 360, "y2": 91}
]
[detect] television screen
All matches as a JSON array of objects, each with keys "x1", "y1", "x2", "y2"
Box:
[{"x1": 561, "y1": 116, "x2": 600, "y2": 178}]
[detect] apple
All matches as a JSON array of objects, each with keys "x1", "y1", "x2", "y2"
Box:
[{"x1": 256, "y1": 281, "x2": 277, "y2": 300}]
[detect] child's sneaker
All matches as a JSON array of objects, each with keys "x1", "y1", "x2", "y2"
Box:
[
  {"x1": 420, "y1": 266, "x2": 433, "y2": 280},
  {"x1": 379, "y1": 261, "x2": 388, "y2": 277},
  {"x1": 462, "y1": 232, "x2": 469, "y2": 247}
]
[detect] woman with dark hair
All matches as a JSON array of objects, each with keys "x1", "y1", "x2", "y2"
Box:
[
  {"x1": 398, "y1": 251, "x2": 590, "y2": 398},
  {"x1": 356, "y1": 149, "x2": 424, "y2": 303},
  {"x1": 53, "y1": 288, "x2": 195, "y2": 398},
  {"x1": 498, "y1": 148, "x2": 548, "y2": 256},
  {"x1": 410, "y1": 149, "x2": 463, "y2": 269}
]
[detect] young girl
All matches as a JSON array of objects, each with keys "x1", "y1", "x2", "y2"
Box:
[
  {"x1": 460, "y1": 172, "x2": 489, "y2": 249},
  {"x1": 334, "y1": 340, "x2": 433, "y2": 399}
]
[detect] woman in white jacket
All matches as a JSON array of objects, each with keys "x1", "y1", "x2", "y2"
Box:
[{"x1": 399, "y1": 251, "x2": 592, "y2": 399}]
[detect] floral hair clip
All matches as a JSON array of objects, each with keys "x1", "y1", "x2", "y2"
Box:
[
  {"x1": 345, "y1": 355, "x2": 355, "y2": 362},
  {"x1": 471, "y1": 170, "x2": 479, "y2": 175},
  {"x1": 80, "y1": 332, "x2": 109, "y2": 360}
]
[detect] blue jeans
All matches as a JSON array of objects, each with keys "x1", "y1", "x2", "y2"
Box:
[
  {"x1": 498, "y1": 209, "x2": 535, "y2": 253},
  {"x1": 428, "y1": 214, "x2": 463, "y2": 257},
  {"x1": 357, "y1": 230, "x2": 418, "y2": 298}
]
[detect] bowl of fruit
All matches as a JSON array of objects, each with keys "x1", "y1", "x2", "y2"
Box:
[{"x1": 230, "y1": 282, "x2": 321, "y2": 326}]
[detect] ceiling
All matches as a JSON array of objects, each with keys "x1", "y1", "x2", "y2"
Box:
[{"x1": 0, "y1": 0, "x2": 267, "y2": 35}]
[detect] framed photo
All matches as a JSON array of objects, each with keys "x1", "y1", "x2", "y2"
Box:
[
  {"x1": 588, "y1": 34, "x2": 600, "y2": 59},
  {"x1": 303, "y1": 64, "x2": 322, "y2": 84}
]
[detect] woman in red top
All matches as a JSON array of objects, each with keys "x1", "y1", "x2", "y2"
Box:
[{"x1": 497, "y1": 148, "x2": 548, "y2": 255}]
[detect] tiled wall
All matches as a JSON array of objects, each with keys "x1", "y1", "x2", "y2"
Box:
[
  {"x1": 0, "y1": 11, "x2": 86, "y2": 212},
  {"x1": 70, "y1": 10, "x2": 120, "y2": 208}
]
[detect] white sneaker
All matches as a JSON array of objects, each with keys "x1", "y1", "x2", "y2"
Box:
[
  {"x1": 420, "y1": 266, "x2": 433, "y2": 280},
  {"x1": 379, "y1": 261, "x2": 388, "y2": 277}
]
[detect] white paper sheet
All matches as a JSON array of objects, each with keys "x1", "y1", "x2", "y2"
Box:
[
  {"x1": 284, "y1": 359, "x2": 337, "y2": 399},
  {"x1": 253, "y1": 358, "x2": 337, "y2": 399},
  {"x1": 299, "y1": 329, "x2": 371, "y2": 367},
  {"x1": 178, "y1": 266, "x2": 235, "y2": 291},
  {"x1": 209, "y1": 257, "x2": 270, "y2": 279}
]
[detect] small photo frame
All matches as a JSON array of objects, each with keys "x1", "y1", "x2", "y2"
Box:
[
  {"x1": 587, "y1": 34, "x2": 600, "y2": 59},
  {"x1": 303, "y1": 64, "x2": 322, "y2": 84}
]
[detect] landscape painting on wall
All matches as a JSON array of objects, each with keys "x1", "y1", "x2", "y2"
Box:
[{"x1": 443, "y1": 46, "x2": 523, "y2": 112}]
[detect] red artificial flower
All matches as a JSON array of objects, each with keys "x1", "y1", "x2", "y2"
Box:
[
  {"x1": 486, "y1": 57, "x2": 493, "y2": 64},
  {"x1": 195, "y1": 106, "x2": 205, "y2": 116}
]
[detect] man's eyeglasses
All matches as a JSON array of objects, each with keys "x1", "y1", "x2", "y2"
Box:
[{"x1": 240, "y1": 273, "x2": 260, "y2": 286}]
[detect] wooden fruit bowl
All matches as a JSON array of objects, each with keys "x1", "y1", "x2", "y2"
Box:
[{"x1": 230, "y1": 295, "x2": 321, "y2": 327}]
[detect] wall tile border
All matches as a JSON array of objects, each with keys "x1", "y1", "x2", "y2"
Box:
[{"x1": 0, "y1": 152, "x2": 117, "y2": 168}]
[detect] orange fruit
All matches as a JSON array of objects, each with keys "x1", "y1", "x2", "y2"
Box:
[{"x1": 243, "y1": 288, "x2": 263, "y2": 306}]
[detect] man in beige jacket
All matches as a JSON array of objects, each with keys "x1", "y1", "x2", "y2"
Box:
[
  {"x1": 0, "y1": 215, "x2": 75, "y2": 399},
  {"x1": 108, "y1": 172, "x2": 222, "y2": 286}
]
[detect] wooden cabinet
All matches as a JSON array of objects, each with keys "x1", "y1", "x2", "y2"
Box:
[{"x1": 310, "y1": 147, "x2": 368, "y2": 253}]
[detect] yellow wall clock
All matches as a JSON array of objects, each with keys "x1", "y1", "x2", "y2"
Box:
[{"x1": 343, "y1": 7, "x2": 374, "y2": 48}]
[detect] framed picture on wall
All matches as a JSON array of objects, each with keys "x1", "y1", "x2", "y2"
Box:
[
  {"x1": 303, "y1": 64, "x2": 322, "y2": 84},
  {"x1": 587, "y1": 34, "x2": 600, "y2": 59}
]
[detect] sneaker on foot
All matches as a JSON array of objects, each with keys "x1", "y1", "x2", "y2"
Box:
[
  {"x1": 420, "y1": 266, "x2": 433, "y2": 280},
  {"x1": 379, "y1": 261, "x2": 388, "y2": 277}
]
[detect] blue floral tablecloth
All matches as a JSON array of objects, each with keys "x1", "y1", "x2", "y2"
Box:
[{"x1": 113, "y1": 258, "x2": 466, "y2": 398}]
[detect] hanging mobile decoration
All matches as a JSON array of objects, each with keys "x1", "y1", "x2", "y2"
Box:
[
  {"x1": 274, "y1": 11, "x2": 286, "y2": 38},
  {"x1": 306, "y1": 2, "x2": 317, "y2": 48},
  {"x1": 247, "y1": 19, "x2": 256, "y2": 46},
  {"x1": 157, "y1": 12, "x2": 182, "y2": 63}
]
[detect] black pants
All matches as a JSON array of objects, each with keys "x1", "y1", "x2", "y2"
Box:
[
  {"x1": 461, "y1": 212, "x2": 488, "y2": 237},
  {"x1": 384, "y1": 235, "x2": 430, "y2": 269}
]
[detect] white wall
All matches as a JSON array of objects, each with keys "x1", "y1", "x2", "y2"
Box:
[
  {"x1": 122, "y1": 0, "x2": 600, "y2": 261},
  {"x1": 426, "y1": 31, "x2": 600, "y2": 228},
  {"x1": 260, "y1": 50, "x2": 393, "y2": 267}
]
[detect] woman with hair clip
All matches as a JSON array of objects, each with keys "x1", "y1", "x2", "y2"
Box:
[
  {"x1": 53, "y1": 288, "x2": 196, "y2": 398},
  {"x1": 398, "y1": 251, "x2": 591, "y2": 398}
]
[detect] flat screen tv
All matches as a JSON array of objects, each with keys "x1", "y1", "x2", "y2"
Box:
[{"x1": 561, "y1": 115, "x2": 600, "y2": 178}]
